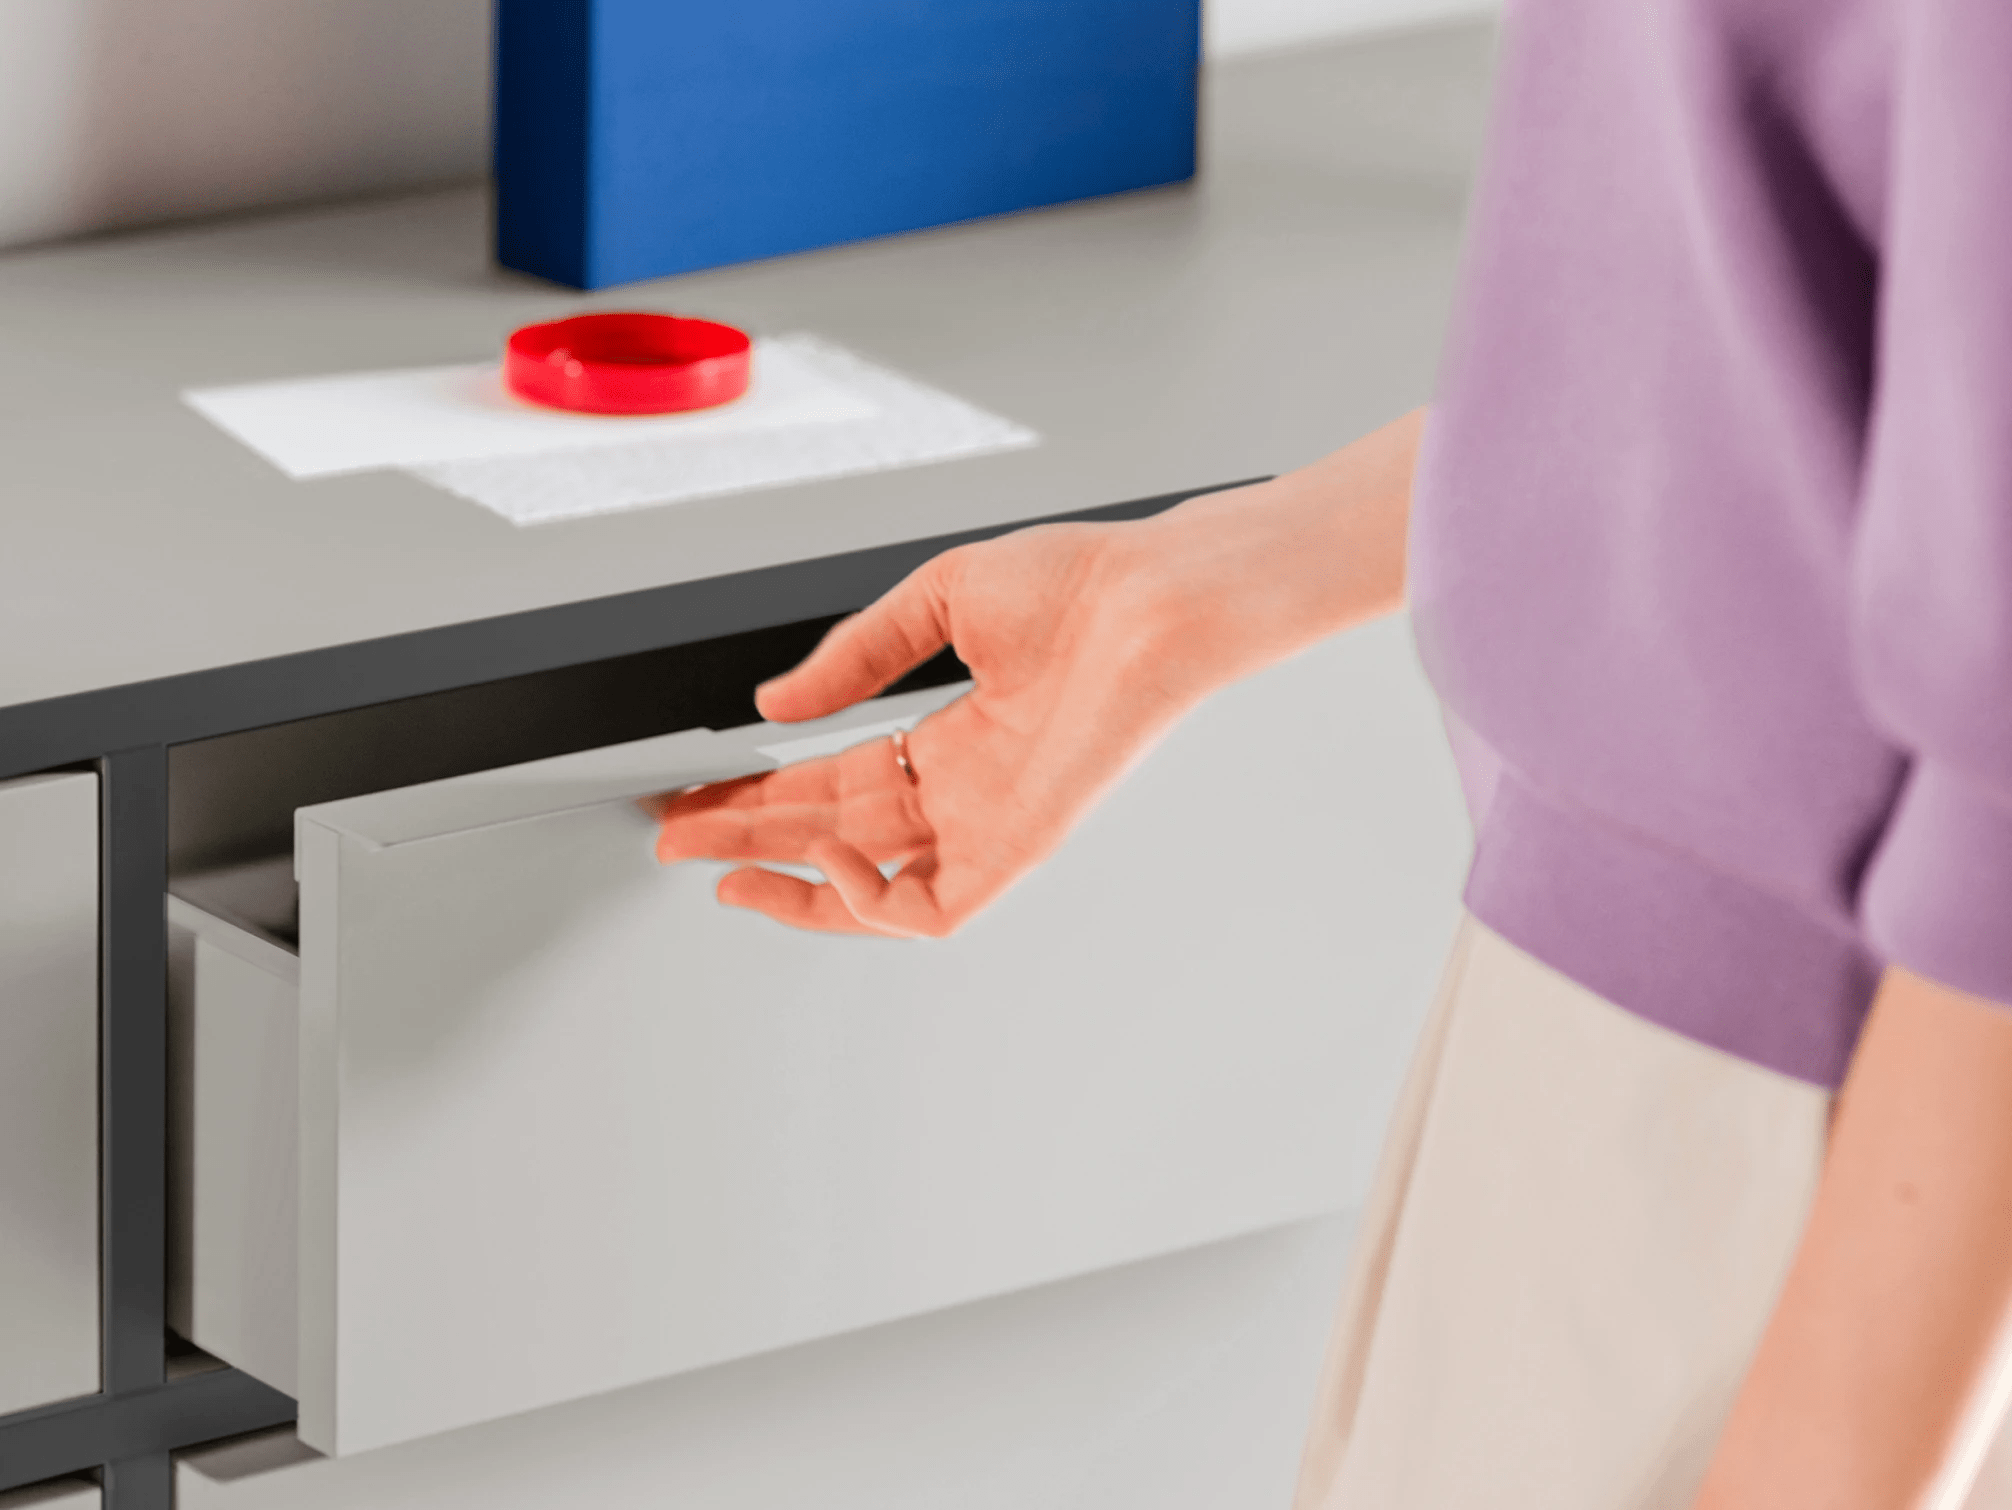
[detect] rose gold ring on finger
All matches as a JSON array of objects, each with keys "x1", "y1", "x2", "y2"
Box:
[{"x1": 889, "y1": 728, "x2": 918, "y2": 785}]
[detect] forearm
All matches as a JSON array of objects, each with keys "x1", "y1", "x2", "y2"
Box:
[
  {"x1": 1120, "y1": 407, "x2": 1423, "y2": 696},
  {"x1": 1694, "y1": 967, "x2": 2012, "y2": 1510}
]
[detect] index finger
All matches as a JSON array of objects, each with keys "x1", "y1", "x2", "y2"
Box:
[
  {"x1": 755, "y1": 550, "x2": 960, "y2": 723},
  {"x1": 636, "y1": 771, "x2": 770, "y2": 823}
]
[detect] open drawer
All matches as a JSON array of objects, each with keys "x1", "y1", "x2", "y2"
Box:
[{"x1": 166, "y1": 627, "x2": 1466, "y2": 1458}]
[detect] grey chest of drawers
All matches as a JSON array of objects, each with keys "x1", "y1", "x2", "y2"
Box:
[{"x1": 0, "y1": 23, "x2": 1491, "y2": 1510}]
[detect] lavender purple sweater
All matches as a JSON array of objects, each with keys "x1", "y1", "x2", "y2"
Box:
[{"x1": 1410, "y1": 0, "x2": 2012, "y2": 1088}]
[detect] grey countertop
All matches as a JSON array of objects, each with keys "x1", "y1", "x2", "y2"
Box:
[{"x1": 0, "y1": 22, "x2": 1492, "y2": 716}]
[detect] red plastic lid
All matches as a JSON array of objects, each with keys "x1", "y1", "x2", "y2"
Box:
[{"x1": 505, "y1": 312, "x2": 753, "y2": 415}]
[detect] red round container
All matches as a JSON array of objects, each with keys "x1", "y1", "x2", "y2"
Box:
[{"x1": 505, "y1": 312, "x2": 752, "y2": 415}]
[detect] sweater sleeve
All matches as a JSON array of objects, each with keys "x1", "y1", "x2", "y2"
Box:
[{"x1": 1853, "y1": 0, "x2": 2012, "y2": 1007}]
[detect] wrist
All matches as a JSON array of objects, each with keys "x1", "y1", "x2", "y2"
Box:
[
  {"x1": 1112, "y1": 413, "x2": 1422, "y2": 694},
  {"x1": 1089, "y1": 487, "x2": 1287, "y2": 705}
]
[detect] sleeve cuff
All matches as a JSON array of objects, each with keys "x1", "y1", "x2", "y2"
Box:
[{"x1": 1861, "y1": 760, "x2": 2012, "y2": 1009}]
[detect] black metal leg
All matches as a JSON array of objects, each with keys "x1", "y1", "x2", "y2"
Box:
[
  {"x1": 101, "y1": 1454, "x2": 172, "y2": 1510},
  {"x1": 0, "y1": 751, "x2": 294, "y2": 1502},
  {"x1": 100, "y1": 749, "x2": 170, "y2": 1510},
  {"x1": 0, "y1": 1372, "x2": 295, "y2": 1494},
  {"x1": 101, "y1": 748, "x2": 169, "y2": 1401}
]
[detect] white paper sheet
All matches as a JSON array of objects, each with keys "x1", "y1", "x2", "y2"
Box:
[
  {"x1": 184, "y1": 333, "x2": 1039, "y2": 526},
  {"x1": 415, "y1": 337, "x2": 1038, "y2": 526},
  {"x1": 183, "y1": 337, "x2": 880, "y2": 479}
]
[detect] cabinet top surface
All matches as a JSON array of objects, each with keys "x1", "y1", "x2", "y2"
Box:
[{"x1": 0, "y1": 26, "x2": 1490, "y2": 716}]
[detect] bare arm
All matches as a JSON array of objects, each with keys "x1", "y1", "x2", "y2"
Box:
[
  {"x1": 1695, "y1": 968, "x2": 2012, "y2": 1510},
  {"x1": 655, "y1": 408, "x2": 1423, "y2": 936},
  {"x1": 1118, "y1": 406, "x2": 1421, "y2": 692}
]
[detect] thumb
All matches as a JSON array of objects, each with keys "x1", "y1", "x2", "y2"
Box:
[{"x1": 757, "y1": 553, "x2": 957, "y2": 722}]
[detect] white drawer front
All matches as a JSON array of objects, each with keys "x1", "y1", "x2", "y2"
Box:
[
  {"x1": 176, "y1": 615, "x2": 1468, "y2": 1456},
  {"x1": 0, "y1": 772, "x2": 100, "y2": 1415}
]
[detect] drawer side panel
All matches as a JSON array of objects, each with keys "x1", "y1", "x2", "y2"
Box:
[{"x1": 179, "y1": 937, "x2": 300, "y2": 1394}]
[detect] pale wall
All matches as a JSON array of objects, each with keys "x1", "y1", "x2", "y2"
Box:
[
  {"x1": 0, "y1": 0, "x2": 1494, "y2": 251},
  {"x1": 1208, "y1": 0, "x2": 1492, "y2": 57},
  {"x1": 0, "y1": 0, "x2": 490, "y2": 250}
]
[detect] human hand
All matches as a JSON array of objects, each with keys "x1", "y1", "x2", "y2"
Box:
[
  {"x1": 653, "y1": 409, "x2": 1423, "y2": 936},
  {"x1": 653, "y1": 518, "x2": 1203, "y2": 936}
]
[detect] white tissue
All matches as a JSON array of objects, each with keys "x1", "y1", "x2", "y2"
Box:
[
  {"x1": 183, "y1": 337, "x2": 879, "y2": 479},
  {"x1": 183, "y1": 334, "x2": 1039, "y2": 527},
  {"x1": 414, "y1": 336, "x2": 1039, "y2": 527}
]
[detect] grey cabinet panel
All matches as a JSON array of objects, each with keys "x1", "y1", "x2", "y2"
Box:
[
  {"x1": 176, "y1": 1217, "x2": 1350, "y2": 1510},
  {"x1": 0, "y1": 772, "x2": 100, "y2": 1415}
]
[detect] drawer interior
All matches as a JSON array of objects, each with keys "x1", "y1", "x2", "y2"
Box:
[
  {"x1": 167, "y1": 611, "x2": 968, "y2": 883},
  {"x1": 173, "y1": 855, "x2": 299, "y2": 950}
]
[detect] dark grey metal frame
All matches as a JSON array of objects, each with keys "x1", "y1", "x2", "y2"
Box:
[{"x1": 0, "y1": 482, "x2": 1247, "y2": 1509}]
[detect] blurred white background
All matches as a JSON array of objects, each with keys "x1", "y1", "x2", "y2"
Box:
[{"x1": 0, "y1": 0, "x2": 1492, "y2": 251}]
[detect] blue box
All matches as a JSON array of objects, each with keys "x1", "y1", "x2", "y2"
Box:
[{"x1": 495, "y1": 0, "x2": 1200, "y2": 290}]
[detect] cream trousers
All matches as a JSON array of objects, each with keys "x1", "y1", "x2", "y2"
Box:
[{"x1": 1292, "y1": 914, "x2": 2012, "y2": 1510}]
